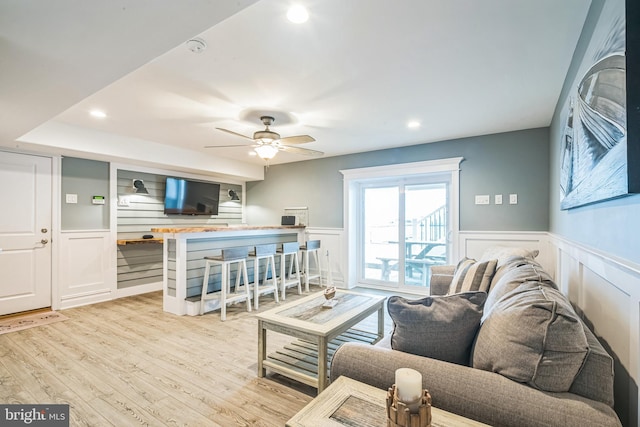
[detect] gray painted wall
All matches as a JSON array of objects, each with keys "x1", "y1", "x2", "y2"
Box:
[
  {"x1": 549, "y1": 0, "x2": 640, "y2": 266},
  {"x1": 247, "y1": 127, "x2": 550, "y2": 231},
  {"x1": 61, "y1": 157, "x2": 110, "y2": 230}
]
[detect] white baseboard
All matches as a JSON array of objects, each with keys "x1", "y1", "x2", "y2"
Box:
[{"x1": 115, "y1": 281, "x2": 162, "y2": 299}]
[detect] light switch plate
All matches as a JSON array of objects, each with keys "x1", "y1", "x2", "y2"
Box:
[
  {"x1": 475, "y1": 195, "x2": 490, "y2": 205},
  {"x1": 509, "y1": 194, "x2": 518, "y2": 204},
  {"x1": 65, "y1": 193, "x2": 78, "y2": 204},
  {"x1": 495, "y1": 194, "x2": 503, "y2": 205}
]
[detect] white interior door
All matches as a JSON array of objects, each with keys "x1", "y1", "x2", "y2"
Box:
[{"x1": 0, "y1": 151, "x2": 52, "y2": 315}]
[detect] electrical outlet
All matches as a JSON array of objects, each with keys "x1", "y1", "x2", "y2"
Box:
[
  {"x1": 495, "y1": 194, "x2": 503, "y2": 205},
  {"x1": 65, "y1": 193, "x2": 78, "y2": 204},
  {"x1": 475, "y1": 195, "x2": 490, "y2": 205},
  {"x1": 509, "y1": 194, "x2": 518, "y2": 204},
  {"x1": 118, "y1": 196, "x2": 130, "y2": 207}
]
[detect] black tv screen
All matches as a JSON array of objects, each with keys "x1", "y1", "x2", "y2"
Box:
[{"x1": 164, "y1": 177, "x2": 220, "y2": 215}]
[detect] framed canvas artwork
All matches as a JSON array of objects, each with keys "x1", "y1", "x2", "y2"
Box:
[{"x1": 560, "y1": 0, "x2": 640, "y2": 209}]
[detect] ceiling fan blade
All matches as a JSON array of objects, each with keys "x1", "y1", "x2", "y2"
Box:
[
  {"x1": 215, "y1": 127, "x2": 254, "y2": 140},
  {"x1": 204, "y1": 144, "x2": 257, "y2": 148},
  {"x1": 278, "y1": 135, "x2": 315, "y2": 144},
  {"x1": 279, "y1": 145, "x2": 324, "y2": 156}
]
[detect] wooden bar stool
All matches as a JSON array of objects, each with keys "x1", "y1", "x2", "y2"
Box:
[
  {"x1": 201, "y1": 247, "x2": 251, "y2": 321},
  {"x1": 277, "y1": 241, "x2": 302, "y2": 301},
  {"x1": 300, "y1": 240, "x2": 322, "y2": 292},
  {"x1": 247, "y1": 244, "x2": 279, "y2": 309}
]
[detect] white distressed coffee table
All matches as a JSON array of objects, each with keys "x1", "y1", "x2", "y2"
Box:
[
  {"x1": 256, "y1": 290, "x2": 385, "y2": 392},
  {"x1": 287, "y1": 376, "x2": 490, "y2": 427}
]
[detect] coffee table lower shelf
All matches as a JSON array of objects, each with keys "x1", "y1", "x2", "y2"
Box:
[{"x1": 263, "y1": 328, "x2": 379, "y2": 388}]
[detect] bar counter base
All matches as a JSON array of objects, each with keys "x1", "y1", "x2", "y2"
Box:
[{"x1": 152, "y1": 226, "x2": 306, "y2": 316}]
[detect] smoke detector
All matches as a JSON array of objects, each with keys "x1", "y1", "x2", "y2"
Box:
[{"x1": 186, "y1": 37, "x2": 207, "y2": 53}]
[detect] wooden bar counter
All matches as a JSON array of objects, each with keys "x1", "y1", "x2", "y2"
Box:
[{"x1": 151, "y1": 225, "x2": 305, "y2": 315}]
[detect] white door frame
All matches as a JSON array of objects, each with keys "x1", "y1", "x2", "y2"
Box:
[
  {"x1": 0, "y1": 149, "x2": 60, "y2": 312},
  {"x1": 341, "y1": 157, "x2": 463, "y2": 291},
  {"x1": 51, "y1": 155, "x2": 61, "y2": 310}
]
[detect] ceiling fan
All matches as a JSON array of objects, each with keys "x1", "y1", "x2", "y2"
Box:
[{"x1": 206, "y1": 116, "x2": 323, "y2": 161}]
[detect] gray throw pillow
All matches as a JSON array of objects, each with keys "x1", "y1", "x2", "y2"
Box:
[
  {"x1": 472, "y1": 283, "x2": 589, "y2": 392},
  {"x1": 388, "y1": 292, "x2": 487, "y2": 366}
]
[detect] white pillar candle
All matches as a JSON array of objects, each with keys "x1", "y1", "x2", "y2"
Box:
[{"x1": 395, "y1": 368, "x2": 422, "y2": 403}]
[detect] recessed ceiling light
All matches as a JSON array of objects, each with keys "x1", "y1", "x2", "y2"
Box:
[
  {"x1": 287, "y1": 5, "x2": 309, "y2": 23},
  {"x1": 90, "y1": 110, "x2": 107, "y2": 119},
  {"x1": 407, "y1": 120, "x2": 421, "y2": 129}
]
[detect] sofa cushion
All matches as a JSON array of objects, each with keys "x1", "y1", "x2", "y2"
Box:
[
  {"x1": 570, "y1": 322, "x2": 615, "y2": 406},
  {"x1": 479, "y1": 245, "x2": 539, "y2": 268},
  {"x1": 448, "y1": 258, "x2": 497, "y2": 294},
  {"x1": 388, "y1": 292, "x2": 487, "y2": 366},
  {"x1": 472, "y1": 283, "x2": 589, "y2": 392},
  {"x1": 484, "y1": 257, "x2": 557, "y2": 313}
]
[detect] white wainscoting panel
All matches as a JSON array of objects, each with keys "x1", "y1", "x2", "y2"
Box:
[
  {"x1": 548, "y1": 233, "x2": 640, "y2": 427},
  {"x1": 460, "y1": 231, "x2": 638, "y2": 425},
  {"x1": 458, "y1": 231, "x2": 550, "y2": 272},
  {"x1": 58, "y1": 231, "x2": 116, "y2": 309},
  {"x1": 305, "y1": 228, "x2": 345, "y2": 288}
]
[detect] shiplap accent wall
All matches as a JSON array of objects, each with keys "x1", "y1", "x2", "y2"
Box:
[{"x1": 116, "y1": 169, "x2": 243, "y2": 290}]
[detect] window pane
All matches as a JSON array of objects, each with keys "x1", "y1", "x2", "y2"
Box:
[
  {"x1": 362, "y1": 186, "x2": 399, "y2": 282},
  {"x1": 403, "y1": 184, "x2": 448, "y2": 287}
]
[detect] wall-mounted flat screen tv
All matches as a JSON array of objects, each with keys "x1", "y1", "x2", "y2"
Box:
[{"x1": 164, "y1": 177, "x2": 220, "y2": 215}]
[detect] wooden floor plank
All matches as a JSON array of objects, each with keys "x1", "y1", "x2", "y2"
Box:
[{"x1": 0, "y1": 286, "x2": 399, "y2": 426}]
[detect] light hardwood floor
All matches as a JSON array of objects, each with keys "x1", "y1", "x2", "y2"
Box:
[{"x1": 0, "y1": 286, "x2": 412, "y2": 426}]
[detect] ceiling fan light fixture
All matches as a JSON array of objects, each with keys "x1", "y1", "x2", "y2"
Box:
[
  {"x1": 253, "y1": 130, "x2": 280, "y2": 142},
  {"x1": 254, "y1": 145, "x2": 279, "y2": 160}
]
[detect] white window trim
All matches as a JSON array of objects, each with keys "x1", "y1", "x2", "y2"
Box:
[{"x1": 340, "y1": 157, "x2": 463, "y2": 289}]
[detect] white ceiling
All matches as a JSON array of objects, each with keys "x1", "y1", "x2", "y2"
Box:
[{"x1": 2, "y1": 0, "x2": 591, "y2": 180}]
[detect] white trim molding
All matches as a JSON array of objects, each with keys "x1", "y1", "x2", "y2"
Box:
[{"x1": 341, "y1": 157, "x2": 463, "y2": 289}]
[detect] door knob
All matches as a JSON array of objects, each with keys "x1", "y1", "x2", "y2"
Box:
[{"x1": 40, "y1": 239, "x2": 49, "y2": 245}]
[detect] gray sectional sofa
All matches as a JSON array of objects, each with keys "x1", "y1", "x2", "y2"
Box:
[{"x1": 330, "y1": 247, "x2": 622, "y2": 427}]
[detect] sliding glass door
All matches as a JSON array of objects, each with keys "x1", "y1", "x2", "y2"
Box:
[{"x1": 360, "y1": 176, "x2": 450, "y2": 291}]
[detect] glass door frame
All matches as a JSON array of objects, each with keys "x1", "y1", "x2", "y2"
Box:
[
  {"x1": 341, "y1": 158, "x2": 462, "y2": 293},
  {"x1": 357, "y1": 176, "x2": 451, "y2": 291}
]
